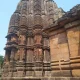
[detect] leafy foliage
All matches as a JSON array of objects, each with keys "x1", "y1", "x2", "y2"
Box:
[{"x1": 0, "y1": 56, "x2": 4, "y2": 68}]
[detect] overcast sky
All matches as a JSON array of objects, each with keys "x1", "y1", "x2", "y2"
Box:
[{"x1": 0, "y1": 0, "x2": 80, "y2": 56}]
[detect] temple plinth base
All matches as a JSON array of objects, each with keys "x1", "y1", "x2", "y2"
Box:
[{"x1": 1, "y1": 77, "x2": 80, "y2": 80}]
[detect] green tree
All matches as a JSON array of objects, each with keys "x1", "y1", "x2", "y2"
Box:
[
  {"x1": 0, "y1": 56, "x2": 4, "y2": 68},
  {"x1": 0, "y1": 56, "x2": 4, "y2": 78}
]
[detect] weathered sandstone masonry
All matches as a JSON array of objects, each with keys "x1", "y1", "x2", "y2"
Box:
[
  {"x1": 44, "y1": 4, "x2": 80, "y2": 78},
  {"x1": 2, "y1": 0, "x2": 80, "y2": 80},
  {"x1": 2, "y1": 0, "x2": 64, "y2": 80}
]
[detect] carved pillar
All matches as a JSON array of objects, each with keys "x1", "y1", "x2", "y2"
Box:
[
  {"x1": 43, "y1": 36, "x2": 50, "y2": 63},
  {"x1": 33, "y1": 26, "x2": 43, "y2": 77},
  {"x1": 33, "y1": 0, "x2": 44, "y2": 77},
  {"x1": 9, "y1": 48, "x2": 17, "y2": 77},
  {"x1": 15, "y1": 27, "x2": 27, "y2": 77},
  {"x1": 2, "y1": 50, "x2": 11, "y2": 77},
  {"x1": 16, "y1": 47, "x2": 26, "y2": 77},
  {"x1": 26, "y1": 30, "x2": 34, "y2": 77},
  {"x1": 26, "y1": 49, "x2": 34, "y2": 76},
  {"x1": 43, "y1": 34, "x2": 51, "y2": 77},
  {"x1": 18, "y1": 27, "x2": 27, "y2": 62},
  {"x1": 3, "y1": 30, "x2": 19, "y2": 77},
  {"x1": 4, "y1": 50, "x2": 11, "y2": 63},
  {"x1": 27, "y1": 37, "x2": 33, "y2": 46},
  {"x1": 10, "y1": 48, "x2": 16, "y2": 62},
  {"x1": 17, "y1": 48, "x2": 26, "y2": 62}
]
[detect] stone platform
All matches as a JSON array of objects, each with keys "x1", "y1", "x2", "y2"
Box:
[{"x1": 2, "y1": 77, "x2": 80, "y2": 80}]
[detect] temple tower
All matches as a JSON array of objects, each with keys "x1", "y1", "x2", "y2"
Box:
[{"x1": 2, "y1": 0, "x2": 64, "y2": 80}]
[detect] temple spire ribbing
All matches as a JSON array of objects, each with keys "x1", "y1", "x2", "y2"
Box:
[{"x1": 2, "y1": 0, "x2": 64, "y2": 79}]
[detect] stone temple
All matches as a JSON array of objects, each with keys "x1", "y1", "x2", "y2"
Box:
[{"x1": 2, "y1": 0, "x2": 80, "y2": 80}]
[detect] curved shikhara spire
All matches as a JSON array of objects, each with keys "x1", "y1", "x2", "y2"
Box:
[
  {"x1": 9, "y1": 0, "x2": 64, "y2": 29},
  {"x1": 2, "y1": 0, "x2": 65, "y2": 78}
]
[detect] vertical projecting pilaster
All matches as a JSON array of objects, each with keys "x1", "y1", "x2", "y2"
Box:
[
  {"x1": 17, "y1": 26, "x2": 27, "y2": 77},
  {"x1": 33, "y1": 0, "x2": 44, "y2": 77}
]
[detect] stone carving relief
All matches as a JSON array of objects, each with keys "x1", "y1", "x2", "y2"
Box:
[
  {"x1": 33, "y1": 0, "x2": 41, "y2": 15},
  {"x1": 34, "y1": 35, "x2": 42, "y2": 44},
  {"x1": 9, "y1": 12, "x2": 20, "y2": 27},
  {"x1": 43, "y1": 38, "x2": 49, "y2": 47},
  {"x1": 21, "y1": 1, "x2": 27, "y2": 15},
  {"x1": 19, "y1": 35, "x2": 26, "y2": 45},
  {"x1": 8, "y1": 27, "x2": 18, "y2": 33},
  {"x1": 26, "y1": 50, "x2": 33, "y2": 62},
  {"x1": 16, "y1": 48, "x2": 26, "y2": 61},
  {"x1": 15, "y1": 50, "x2": 20, "y2": 61},
  {"x1": 10, "y1": 49, "x2": 17, "y2": 61},
  {"x1": 4, "y1": 50, "x2": 11, "y2": 62},
  {"x1": 27, "y1": 37, "x2": 33, "y2": 46},
  {"x1": 44, "y1": 50, "x2": 50, "y2": 62},
  {"x1": 2, "y1": 65, "x2": 9, "y2": 77},
  {"x1": 4, "y1": 52, "x2": 9, "y2": 62},
  {"x1": 11, "y1": 35, "x2": 18, "y2": 42},
  {"x1": 34, "y1": 48, "x2": 43, "y2": 62},
  {"x1": 20, "y1": 16, "x2": 27, "y2": 26},
  {"x1": 33, "y1": 28, "x2": 42, "y2": 34},
  {"x1": 1, "y1": 0, "x2": 66, "y2": 78}
]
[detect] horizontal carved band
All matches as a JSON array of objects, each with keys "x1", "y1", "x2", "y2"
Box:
[
  {"x1": 33, "y1": 25, "x2": 43, "y2": 29},
  {"x1": 26, "y1": 46, "x2": 34, "y2": 50},
  {"x1": 43, "y1": 46, "x2": 50, "y2": 50},
  {"x1": 6, "y1": 41, "x2": 18, "y2": 45},
  {"x1": 33, "y1": 44, "x2": 43, "y2": 48},
  {"x1": 4, "y1": 45, "x2": 18, "y2": 50},
  {"x1": 6, "y1": 33, "x2": 18, "y2": 38}
]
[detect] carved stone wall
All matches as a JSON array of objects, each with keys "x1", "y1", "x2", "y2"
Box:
[
  {"x1": 2, "y1": 0, "x2": 80, "y2": 80},
  {"x1": 44, "y1": 4, "x2": 80, "y2": 78},
  {"x1": 3, "y1": 0, "x2": 65, "y2": 79}
]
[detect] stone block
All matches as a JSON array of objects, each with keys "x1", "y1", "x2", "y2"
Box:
[
  {"x1": 69, "y1": 44, "x2": 79, "y2": 52},
  {"x1": 26, "y1": 71, "x2": 34, "y2": 76},
  {"x1": 68, "y1": 38, "x2": 79, "y2": 45},
  {"x1": 51, "y1": 70, "x2": 71, "y2": 77},
  {"x1": 44, "y1": 71, "x2": 51, "y2": 77},
  {"x1": 13, "y1": 72, "x2": 17, "y2": 77},
  {"x1": 8, "y1": 72, "x2": 12, "y2": 77},
  {"x1": 43, "y1": 78, "x2": 50, "y2": 80},
  {"x1": 70, "y1": 77, "x2": 80, "y2": 80},
  {"x1": 34, "y1": 71, "x2": 43, "y2": 77},
  {"x1": 55, "y1": 77, "x2": 70, "y2": 80},
  {"x1": 58, "y1": 37, "x2": 67, "y2": 44},
  {"x1": 70, "y1": 50, "x2": 78, "y2": 57},
  {"x1": 17, "y1": 71, "x2": 24, "y2": 77},
  {"x1": 72, "y1": 69, "x2": 80, "y2": 77}
]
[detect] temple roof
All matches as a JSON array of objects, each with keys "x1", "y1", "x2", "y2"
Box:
[
  {"x1": 9, "y1": 0, "x2": 64, "y2": 30},
  {"x1": 58, "y1": 4, "x2": 80, "y2": 22},
  {"x1": 43, "y1": 4, "x2": 80, "y2": 33}
]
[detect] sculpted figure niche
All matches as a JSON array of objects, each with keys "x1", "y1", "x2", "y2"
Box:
[
  {"x1": 34, "y1": 48, "x2": 43, "y2": 62},
  {"x1": 19, "y1": 35, "x2": 26, "y2": 45},
  {"x1": 34, "y1": 35, "x2": 42, "y2": 44},
  {"x1": 16, "y1": 48, "x2": 26, "y2": 62}
]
